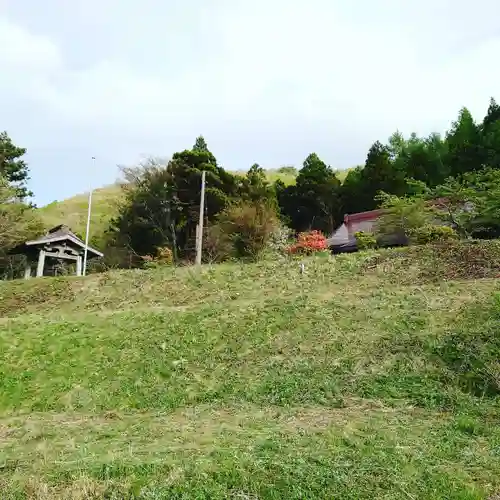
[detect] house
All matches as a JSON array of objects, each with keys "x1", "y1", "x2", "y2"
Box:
[
  {"x1": 327, "y1": 197, "x2": 467, "y2": 253},
  {"x1": 327, "y1": 209, "x2": 385, "y2": 253}
]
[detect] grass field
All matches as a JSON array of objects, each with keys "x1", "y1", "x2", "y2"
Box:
[{"x1": 1, "y1": 244, "x2": 500, "y2": 499}]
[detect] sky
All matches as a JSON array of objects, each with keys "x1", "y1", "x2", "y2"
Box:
[{"x1": 1, "y1": 0, "x2": 500, "y2": 206}]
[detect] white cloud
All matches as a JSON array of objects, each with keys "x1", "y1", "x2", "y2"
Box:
[
  {"x1": 2, "y1": 0, "x2": 500, "y2": 138},
  {"x1": 1, "y1": 0, "x2": 500, "y2": 205}
]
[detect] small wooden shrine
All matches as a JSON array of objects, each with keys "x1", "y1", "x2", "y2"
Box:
[{"x1": 11, "y1": 225, "x2": 103, "y2": 278}]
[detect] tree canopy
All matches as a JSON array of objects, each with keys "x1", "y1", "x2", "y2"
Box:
[{"x1": 0, "y1": 131, "x2": 32, "y2": 200}]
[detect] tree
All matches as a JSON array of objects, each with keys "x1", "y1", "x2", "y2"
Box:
[
  {"x1": 193, "y1": 135, "x2": 209, "y2": 152},
  {"x1": 393, "y1": 132, "x2": 450, "y2": 187},
  {"x1": 359, "y1": 141, "x2": 406, "y2": 211},
  {"x1": 278, "y1": 153, "x2": 341, "y2": 234},
  {"x1": 445, "y1": 107, "x2": 483, "y2": 176},
  {"x1": 110, "y1": 138, "x2": 242, "y2": 264},
  {"x1": 340, "y1": 165, "x2": 365, "y2": 214},
  {"x1": 109, "y1": 159, "x2": 180, "y2": 264},
  {"x1": 433, "y1": 167, "x2": 500, "y2": 239},
  {"x1": 242, "y1": 163, "x2": 276, "y2": 205},
  {"x1": 375, "y1": 192, "x2": 433, "y2": 243},
  {"x1": 0, "y1": 131, "x2": 32, "y2": 200},
  {"x1": 481, "y1": 98, "x2": 500, "y2": 169},
  {"x1": 0, "y1": 176, "x2": 43, "y2": 279}
]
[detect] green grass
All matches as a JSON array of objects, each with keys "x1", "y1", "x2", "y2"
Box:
[
  {"x1": 1, "y1": 247, "x2": 500, "y2": 498},
  {"x1": 38, "y1": 184, "x2": 123, "y2": 246}
]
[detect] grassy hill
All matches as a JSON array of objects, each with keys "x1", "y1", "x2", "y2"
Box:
[
  {"x1": 38, "y1": 184, "x2": 123, "y2": 244},
  {"x1": 37, "y1": 168, "x2": 351, "y2": 244},
  {"x1": 1, "y1": 243, "x2": 500, "y2": 498}
]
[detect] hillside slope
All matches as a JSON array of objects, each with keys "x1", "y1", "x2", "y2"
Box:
[
  {"x1": 38, "y1": 184, "x2": 123, "y2": 244},
  {"x1": 1, "y1": 245, "x2": 500, "y2": 498}
]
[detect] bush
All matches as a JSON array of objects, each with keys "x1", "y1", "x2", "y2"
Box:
[
  {"x1": 287, "y1": 230, "x2": 327, "y2": 255},
  {"x1": 354, "y1": 231, "x2": 377, "y2": 250},
  {"x1": 376, "y1": 193, "x2": 433, "y2": 242},
  {"x1": 205, "y1": 202, "x2": 280, "y2": 261},
  {"x1": 140, "y1": 246, "x2": 174, "y2": 269},
  {"x1": 408, "y1": 224, "x2": 458, "y2": 245},
  {"x1": 0, "y1": 178, "x2": 45, "y2": 279},
  {"x1": 156, "y1": 246, "x2": 173, "y2": 265},
  {"x1": 203, "y1": 224, "x2": 234, "y2": 263},
  {"x1": 265, "y1": 224, "x2": 294, "y2": 258}
]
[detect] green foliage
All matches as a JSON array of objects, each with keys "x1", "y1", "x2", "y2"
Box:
[
  {"x1": 277, "y1": 165, "x2": 297, "y2": 176},
  {"x1": 0, "y1": 177, "x2": 44, "y2": 279},
  {"x1": 33, "y1": 95, "x2": 500, "y2": 267},
  {"x1": 354, "y1": 231, "x2": 377, "y2": 250},
  {"x1": 242, "y1": 163, "x2": 276, "y2": 205},
  {"x1": 264, "y1": 224, "x2": 294, "y2": 259},
  {"x1": 446, "y1": 107, "x2": 483, "y2": 176},
  {"x1": 375, "y1": 192, "x2": 433, "y2": 242},
  {"x1": 432, "y1": 167, "x2": 500, "y2": 238},
  {"x1": 278, "y1": 153, "x2": 341, "y2": 234},
  {"x1": 408, "y1": 224, "x2": 458, "y2": 245},
  {"x1": 0, "y1": 131, "x2": 32, "y2": 200},
  {"x1": 207, "y1": 201, "x2": 280, "y2": 261},
  {"x1": 110, "y1": 138, "x2": 243, "y2": 265}
]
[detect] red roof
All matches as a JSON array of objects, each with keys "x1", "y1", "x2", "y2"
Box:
[
  {"x1": 343, "y1": 197, "x2": 453, "y2": 226},
  {"x1": 344, "y1": 209, "x2": 384, "y2": 225}
]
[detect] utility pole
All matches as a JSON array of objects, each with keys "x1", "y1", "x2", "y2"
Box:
[
  {"x1": 195, "y1": 170, "x2": 206, "y2": 266},
  {"x1": 82, "y1": 156, "x2": 96, "y2": 276}
]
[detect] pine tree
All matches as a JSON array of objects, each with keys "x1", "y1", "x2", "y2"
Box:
[
  {"x1": 0, "y1": 131, "x2": 32, "y2": 200},
  {"x1": 360, "y1": 141, "x2": 405, "y2": 209},
  {"x1": 446, "y1": 107, "x2": 483, "y2": 175},
  {"x1": 281, "y1": 153, "x2": 341, "y2": 234},
  {"x1": 193, "y1": 135, "x2": 209, "y2": 153},
  {"x1": 481, "y1": 97, "x2": 500, "y2": 169}
]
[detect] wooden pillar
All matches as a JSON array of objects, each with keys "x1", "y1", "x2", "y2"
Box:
[
  {"x1": 36, "y1": 249, "x2": 46, "y2": 278},
  {"x1": 76, "y1": 255, "x2": 82, "y2": 277},
  {"x1": 24, "y1": 263, "x2": 32, "y2": 280}
]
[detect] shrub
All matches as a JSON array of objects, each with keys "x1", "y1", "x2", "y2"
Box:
[
  {"x1": 265, "y1": 224, "x2": 294, "y2": 258},
  {"x1": 205, "y1": 202, "x2": 280, "y2": 261},
  {"x1": 156, "y1": 246, "x2": 173, "y2": 265},
  {"x1": 203, "y1": 224, "x2": 234, "y2": 263},
  {"x1": 287, "y1": 230, "x2": 327, "y2": 255},
  {"x1": 139, "y1": 246, "x2": 174, "y2": 269},
  {"x1": 408, "y1": 224, "x2": 458, "y2": 245},
  {"x1": 376, "y1": 193, "x2": 433, "y2": 242},
  {"x1": 354, "y1": 231, "x2": 377, "y2": 250}
]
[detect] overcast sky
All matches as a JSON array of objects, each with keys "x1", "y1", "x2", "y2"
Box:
[{"x1": 1, "y1": 0, "x2": 499, "y2": 205}]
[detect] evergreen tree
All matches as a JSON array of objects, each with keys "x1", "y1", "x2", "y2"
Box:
[
  {"x1": 242, "y1": 163, "x2": 276, "y2": 204},
  {"x1": 111, "y1": 137, "x2": 241, "y2": 262},
  {"x1": 393, "y1": 132, "x2": 449, "y2": 187},
  {"x1": 481, "y1": 98, "x2": 500, "y2": 169},
  {"x1": 0, "y1": 131, "x2": 32, "y2": 200},
  {"x1": 280, "y1": 153, "x2": 341, "y2": 234},
  {"x1": 359, "y1": 141, "x2": 405, "y2": 210},
  {"x1": 193, "y1": 135, "x2": 209, "y2": 152},
  {"x1": 445, "y1": 107, "x2": 483, "y2": 175},
  {"x1": 340, "y1": 166, "x2": 365, "y2": 214}
]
